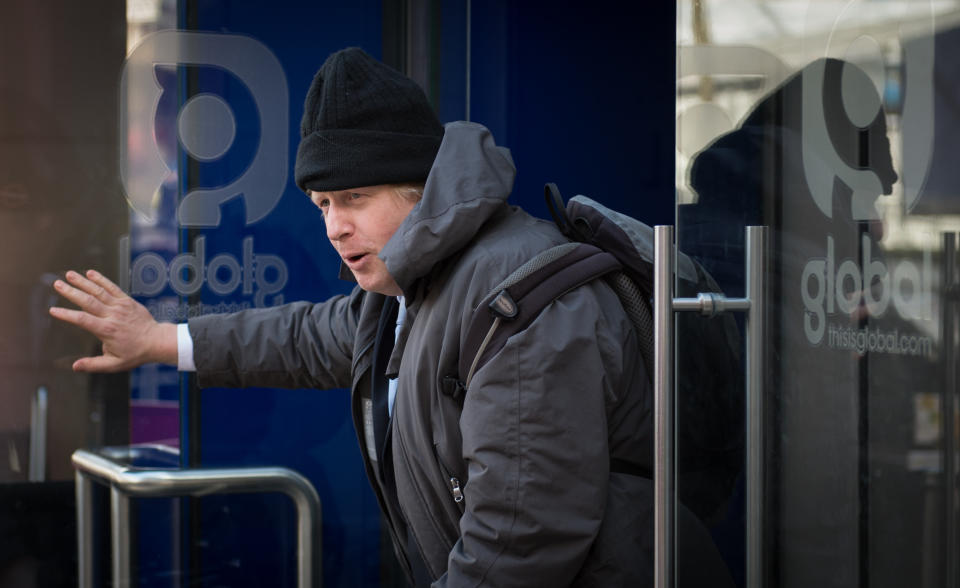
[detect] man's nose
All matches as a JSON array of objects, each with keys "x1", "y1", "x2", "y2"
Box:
[{"x1": 324, "y1": 206, "x2": 353, "y2": 242}]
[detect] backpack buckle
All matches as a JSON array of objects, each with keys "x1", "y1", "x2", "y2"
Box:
[{"x1": 488, "y1": 290, "x2": 519, "y2": 320}]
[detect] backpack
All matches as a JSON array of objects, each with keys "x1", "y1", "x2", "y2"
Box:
[{"x1": 458, "y1": 183, "x2": 744, "y2": 522}]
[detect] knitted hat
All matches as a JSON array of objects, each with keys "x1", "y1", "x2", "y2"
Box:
[{"x1": 294, "y1": 47, "x2": 444, "y2": 193}]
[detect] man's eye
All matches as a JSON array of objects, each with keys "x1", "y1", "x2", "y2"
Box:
[{"x1": 349, "y1": 193, "x2": 364, "y2": 200}]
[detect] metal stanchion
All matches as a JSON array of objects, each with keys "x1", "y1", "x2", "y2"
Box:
[{"x1": 73, "y1": 446, "x2": 323, "y2": 588}]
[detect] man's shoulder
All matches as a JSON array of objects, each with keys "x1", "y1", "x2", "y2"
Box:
[
  {"x1": 464, "y1": 206, "x2": 567, "y2": 272},
  {"x1": 422, "y1": 206, "x2": 567, "y2": 317}
]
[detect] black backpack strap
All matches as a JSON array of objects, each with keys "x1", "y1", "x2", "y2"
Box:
[
  {"x1": 545, "y1": 182, "x2": 593, "y2": 242},
  {"x1": 459, "y1": 242, "x2": 621, "y2": 388},
  {"x1": 545, "y1": 183, "x2": 574, "y2": 238}
]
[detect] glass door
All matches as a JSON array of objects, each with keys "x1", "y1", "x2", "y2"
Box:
[
  {"x1": 675, "y1": 1, "x2": 960, "y2": 587},
  {"x1": 0, "y1": 1, "x2": 130, "y2": 585}
]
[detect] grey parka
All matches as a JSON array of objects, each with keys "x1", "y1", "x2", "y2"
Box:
[{"x1": 189, "y1": 122, "x2": 655, "y2": 586}]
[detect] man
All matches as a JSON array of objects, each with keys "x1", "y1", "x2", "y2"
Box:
[{"x1": 50, "y1": 47, "x2": 653, "y2": 586}]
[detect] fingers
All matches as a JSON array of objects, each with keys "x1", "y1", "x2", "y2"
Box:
[
  {"x1": 73, "y1": 354, "x2": 127, "y2": 373},
  {"x1": 53, "y1": 275, "x2": 108, "y2": 317},
  {"x1": 65, "y1": 270, "x2": 114, "y2": 304},
  {"x1": 52, "y1": 269, "x2": 128, "y2": 317},
  {"x1": 49, "y1": 308, "x2": 127, "y2": 372},
  {"x1": 85, "y1": 269, "x2": 126, "y2": 299},
  {"x1": 49, "y1": 269, "x2": 150, "y2": 373},
  {"x1": 48, "y1": 305, "x2": 103, "y2": 333}
]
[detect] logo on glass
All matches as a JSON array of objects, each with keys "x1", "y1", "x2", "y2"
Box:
[
  {"x1": 120, "y1": 30, "x2": 289, "y2": 227},
  {"x1": 798, "y1": 2, "x2": 937, "y2": 356},
  {"x1": 801, "y1": 2, "x2": 934, "y2": 220}
]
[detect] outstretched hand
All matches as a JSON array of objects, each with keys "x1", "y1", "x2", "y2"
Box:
[{"x1": 48, "y1": 270, "x2": 178, "y2": 372}]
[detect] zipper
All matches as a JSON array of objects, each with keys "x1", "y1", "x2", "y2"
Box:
[
  {"x1": 449, "y1": 477, "x2": 464, "y2": 504},
  {"x1": 435, "y1": 445, "x2": 466, "y2": 513},
  {"x1": 394, "y1": 429, "x2": 456, "y2": 578}
]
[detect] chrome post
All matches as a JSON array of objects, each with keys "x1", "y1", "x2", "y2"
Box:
[
  {"x1": 745, "y1": 226, "x2": 768, "y2": 588},
  {"x1": 76, "y1": 470, "x2": 94, "y2": 588},
  {"x1": 654, "y1": 225, "x2": 675, "y2": 588},
  {"x1": 294, "y1": 480, "x2": 322, "y2": 588},
  {"x1": 111, "y1": 485, "x2": 131, "y2": 588}
]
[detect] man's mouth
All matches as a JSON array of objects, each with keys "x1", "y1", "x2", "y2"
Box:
[{"x1": 344, "y1": 253, "x2": 367, "y2": 264}]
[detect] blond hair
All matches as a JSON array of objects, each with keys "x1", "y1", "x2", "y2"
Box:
[{"x1": 392, "y1": 182, "x2": 425, "y2": 203}]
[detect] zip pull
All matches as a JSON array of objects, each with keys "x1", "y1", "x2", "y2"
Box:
[{"x1": 449, "y1": 477, "x2": 464, "y2": 503}]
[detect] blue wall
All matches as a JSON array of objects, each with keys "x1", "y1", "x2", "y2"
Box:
[{"x1": 468, "y1": 0, "x2": 675, "y2": 225}]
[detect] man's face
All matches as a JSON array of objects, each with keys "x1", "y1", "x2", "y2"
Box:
[{"x1": 310, "y1": 185, "x2": 416, "y2": 295}]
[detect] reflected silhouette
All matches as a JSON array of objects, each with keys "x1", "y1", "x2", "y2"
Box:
[
  {"x1": 683, "y1": 57, "x2": 897, "y2": 297},
  {"x1": 678, "y1": 57, "x2": 948, "y2": 588}
]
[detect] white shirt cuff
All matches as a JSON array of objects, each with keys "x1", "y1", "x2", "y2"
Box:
[{"x1": 177, "y1": 323, "x2": 197, "y2": 372}]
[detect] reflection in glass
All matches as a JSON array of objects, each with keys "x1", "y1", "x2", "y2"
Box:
[{"x1": 677, "y1": 2, "x2": 960, "y2": 586}]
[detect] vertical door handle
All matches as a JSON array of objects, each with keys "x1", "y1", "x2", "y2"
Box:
[
  {"x1": 653, "y1": 225, "x2": 675, "y2": 588},
  {"x1": 653, "y1": 225, "x2": 767, "y2": 588}
]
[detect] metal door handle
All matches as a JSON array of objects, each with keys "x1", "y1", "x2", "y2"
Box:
[
  {"x1": 72, "y1": 446, "x2": 322, "y2": 588},
  {"x1": 654, "y1": 225, "x2": 767, "y2": 588}
]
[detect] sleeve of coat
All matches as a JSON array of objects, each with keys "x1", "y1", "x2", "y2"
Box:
[
  {"x1": 187, "y1": 288, "x2": 363, "y2": 390},
  {"x1": 437, "y1": 282, "x2": 635, "y2": 587}
]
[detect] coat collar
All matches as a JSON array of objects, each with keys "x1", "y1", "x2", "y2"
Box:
[{"x1": 377, "y1": 121, "x2": 516, "y2": 298}]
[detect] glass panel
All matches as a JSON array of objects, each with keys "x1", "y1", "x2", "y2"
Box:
[
  {"x1": 677, "y1": 1, "x2": 960, "y2": 587},
  {"x1": 4, "y1": 1, "x2": 389, "y2": 586},
  {"x1": 0, "y1": 1, "x2": 129, "y2": 585}
]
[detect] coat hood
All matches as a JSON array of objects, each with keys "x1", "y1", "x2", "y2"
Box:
[{"x1": 378, "y1": 121, "x2": 516, "y2": 295}]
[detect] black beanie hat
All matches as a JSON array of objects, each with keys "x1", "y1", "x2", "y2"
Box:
[{"x1": 294, "y1": 47, "x2": 445, "y2": 193}]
